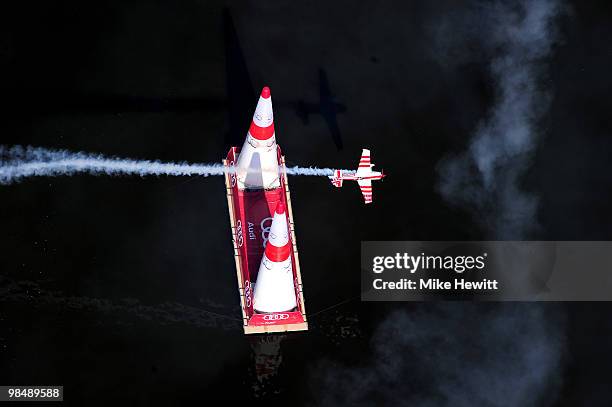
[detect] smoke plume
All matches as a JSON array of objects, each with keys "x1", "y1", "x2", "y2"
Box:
[
  {"x1": 436, "y1": 0, "x2": 564, "y2": 239},
  {"x1": 312, "y1": 2, "x2": 568, "y2": 405},
  {"x1": 312, "y1": 303, "x2": 565, "y2": 406}
]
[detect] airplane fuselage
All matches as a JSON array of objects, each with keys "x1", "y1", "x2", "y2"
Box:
[{"x1": 330, "y1": 171, "x2": 384, "y2": 182}]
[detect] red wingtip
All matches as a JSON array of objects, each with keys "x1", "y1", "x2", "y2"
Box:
[
  {"x1": 275, "y1": 201, "x2": 285, "y2": 214},
  {"x1": 261, "y1": 86, "x2": 271, "y2": 99}
]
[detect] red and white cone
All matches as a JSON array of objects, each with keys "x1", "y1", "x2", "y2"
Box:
[
  {"x1": 235, "y1": 86, "x2": 280, "y2": 190},
  {"x1": 253, "y1": 202, "x2": 297, "y2": 313}
]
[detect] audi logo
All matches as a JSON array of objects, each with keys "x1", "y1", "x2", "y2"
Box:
[
  {"x1": 244, "y1": 280, "x2": 252, "y2": 308},
  {"x1": 247, "y1": 135, "x2": 276, "y2": 151},
  {"x1": 260, "y1": 217, "x2": 273, "y2": 248},
  {"x1": 263, "y1": 313, "x2": 289, "y2": 321},
  {"x1": 229, "y1": 160, "x2": 236, "y2": 188},
  {"x1": 235, "y1": 220, "x2": 244, "y2": 248}
]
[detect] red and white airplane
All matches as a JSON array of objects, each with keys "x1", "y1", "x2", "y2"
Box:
[{"x1": 329, "y1": 149, "x2": 385, "y2": 204}]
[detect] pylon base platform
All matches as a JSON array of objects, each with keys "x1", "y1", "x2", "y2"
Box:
[{"x1": 223, "y1": 146, "x2": 308, "y2": 335}]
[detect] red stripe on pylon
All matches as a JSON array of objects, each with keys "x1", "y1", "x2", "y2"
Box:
[
  {"x1": 249, "y1": 121, "x2": 275, "y2": 140},
  {"x1": 265, "y1": 241, "x2": 291, "y2": 262}
]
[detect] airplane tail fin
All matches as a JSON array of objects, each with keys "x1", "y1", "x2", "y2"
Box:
[{"x1": 330, "y1": 169, "x2": 343, "y2": 187}]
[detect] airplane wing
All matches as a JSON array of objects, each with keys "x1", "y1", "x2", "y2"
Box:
[
  {"x1": 357, "y1": 179, "x2": 373, "y2": 204},
  {"x1": 355, "y1": 148, "x2": 372, "y2": 176}
]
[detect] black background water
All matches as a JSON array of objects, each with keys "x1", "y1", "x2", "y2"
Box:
[{"x1": 1, "y1": 1, "x2": 612, "y2": 405}]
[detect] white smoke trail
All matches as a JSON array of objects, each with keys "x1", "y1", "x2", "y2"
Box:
[
  {"x1": 0, "y1": 145, "x2": 342, "y2": 185},
  {"x1": 285, "y1": 166, "x2": 337, "y2": 176}
]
